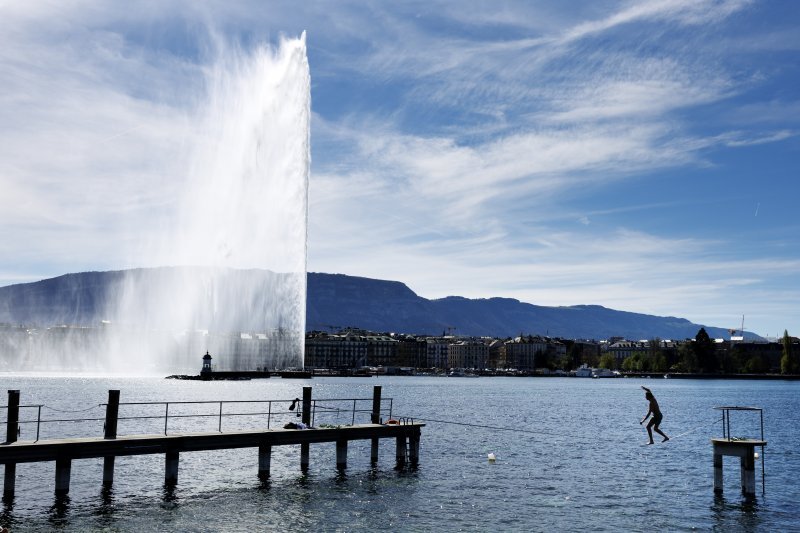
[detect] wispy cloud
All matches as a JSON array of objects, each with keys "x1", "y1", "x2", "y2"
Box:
[{"x1": 1, "y1": 0, "x2": 797, "y2": 336}]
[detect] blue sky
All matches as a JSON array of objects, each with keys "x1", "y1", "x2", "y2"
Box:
[{"x1": 1, "y1": 0, "x2": 798, "y2": 337}]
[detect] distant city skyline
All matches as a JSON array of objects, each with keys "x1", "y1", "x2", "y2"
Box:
[{"x1": 1, "y1": 1, "x2": 798, "y2": 337}]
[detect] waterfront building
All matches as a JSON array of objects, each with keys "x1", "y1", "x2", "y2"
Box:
[
  {"x1": 364, "y1": 334, "x2": 399, "y2": 367},
  {"x1": 425, "y1": 337, "x2": 451, "y2": 368},
  {"x1": 304, "y1": 331, "x2": 367, "y2": 368},
  {"x1": 504, "y1": 335, "x2": 548, "y2": 370},
  {"x1": 448, "y1": 338, "x2": 489, "y2": 369}
]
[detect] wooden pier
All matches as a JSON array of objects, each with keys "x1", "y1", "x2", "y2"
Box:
[{"x1": 1, "y1": 386, "x2": 422, "y2": 496}]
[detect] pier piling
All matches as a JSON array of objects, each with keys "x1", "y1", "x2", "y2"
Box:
[
  {"x1": 165, "y1": 450, "x2": 179, "y2": 485},
  {"x1": 54, "y1": 458, "x2": 71, "y2": 495},
  {"x1": 336, "y1": 439, "x2": 348, "y2": 469},
  {"x1": 409, "y1": 434, "x2": 420, "y2": 465},
  {"x1": 396, "y1": 436, "x2": 407, "y2": 467},
  {"x1": 258, "y1": 444, "x2": 271, "y2": 480}
]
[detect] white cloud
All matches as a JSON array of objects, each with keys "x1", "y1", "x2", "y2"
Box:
[{"x1": 1, "y1": 0, "x2": 797, "y2": 337}]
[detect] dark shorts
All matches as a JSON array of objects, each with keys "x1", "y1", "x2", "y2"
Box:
[{"x1": 652, "y1": 412, "x2": 663, "y2": 426}]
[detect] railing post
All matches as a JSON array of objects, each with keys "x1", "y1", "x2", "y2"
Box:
[
  {"x1": 102, "y1": 390, "x2": 120, "y2": 487},
  {"x1": 104, "y1": 390, "x2": 120, "y2": 439},
  {"x1": 371, "y1": 386, "x2": 382, "y2": 424},
  {"x1": 4, "y1": 390, "x2": 20, "y2": 499},
  {"x1": 300, "y1": 387, "x2": 311, "y2": 471},
  {"x1": 301, "y1": 387, "x2": 311, "y2": 426},
  {"x1": 35, "y1": 405, "x2": 41, "y2": 442},
  {"x1": 5, "y1": 390, "x2": 19, "y2": 444}
]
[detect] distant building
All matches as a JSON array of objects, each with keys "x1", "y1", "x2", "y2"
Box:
[
  {"x1": 487, "y1": 339, "x2": 506, "y2": 369},
  {"x1": 448, "y1": 338, "x2": 489, "y2": 369},
  {"x1": 504, "y1": 335, "x2": 547, "y2": 370},
  {"x1": 425, "y1": 337, "x2": 451, "y2": 368},
  {"x1": 364, "y1": 334, "x2": 399, "y2": 367},
  {"x1": 604, "y1": 340, "x2": 644, "y2": 366},
  {"x1": 305, "y1": 331, "x2": 367, "y2": 368},
  {"x1": 392, "y1": 334, "x2": 427, "y2": 368}
]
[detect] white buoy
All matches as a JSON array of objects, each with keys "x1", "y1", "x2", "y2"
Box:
[{"x1": 488, "y1": 453, "x2": 496, "y2": 462}]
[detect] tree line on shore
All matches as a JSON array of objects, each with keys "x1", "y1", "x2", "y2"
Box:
[{"x1": 570, "y1": 328, "x2": 799, "y2": 375}]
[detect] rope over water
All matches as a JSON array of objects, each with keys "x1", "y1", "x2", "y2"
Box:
[
  {"x1": 396, "y1": 415, "x2": 721, "y2": 445},
  {"x1": 394, "y1": 415, "x2": 596, "y2": 442}
]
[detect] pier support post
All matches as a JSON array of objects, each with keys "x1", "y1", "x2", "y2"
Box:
[
  {"x1": 396, "y1": 435, "x2": 407, "y2": 467},
  {"x1": 165, "y1": 450, "x2": 179, "y2": 485},
  {"x1": 713, "y1": 452, "x2": 723, "y2": 493},
  {"x1": 336, "y1": 439, "x2": 348, "y2": 470},
  {"x1": 55, "y1": 458, "x2": 71, "y2": 495},
  {"x1": 102, "y1": 390, "x2": 120, "y2": 486},
  {"x1": 371, "y1": 386, "x2": 382, "y2": 424},
  {"x1": 371, "y1": 438, "x2": 379, "y2": 464},
  {"x1": 409, "y1": 433, "x2": 420, "y2": 466},
  {"x1": 741, "y1": 450, "x2": 756, "y2": 496},
  {"x1": 4, "y1": 390, "x2": 20, "y2": 498},
  {"x1": 3, "y1": 464, "x2": 16, "y2": 499},
  {"x1": 258, "y1": 444, "x2": 271, "y2": 480},
  {"x1": 102, "y1": 457, "x2": 115, "y2": 487}
]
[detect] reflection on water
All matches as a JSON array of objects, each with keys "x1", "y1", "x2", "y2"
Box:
[
  {"x1": 712, "y1": 493, "x2": 763, "y2": 531},
  {"x1": 48, "y1": 493, "x2": 70, "y2": 529}
]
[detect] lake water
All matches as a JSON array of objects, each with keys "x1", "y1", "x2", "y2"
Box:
[{"x1": 1, "y1": 375, "x2": 798, "y2": 532}]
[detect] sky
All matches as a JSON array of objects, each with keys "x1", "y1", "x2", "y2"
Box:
[{"x1": 0, "y1": 0, "x2": 798, "y2": 338}]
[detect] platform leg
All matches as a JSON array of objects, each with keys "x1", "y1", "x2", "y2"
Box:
[
  {"x1": 55, "y1": 458, "x2": 71, "y2": 495},
  {"x1": 3, "y1": 463, "x2": 16, "y2": 498},
  {"x1": 259, "y1": 444, "x2": 271, "y2": 480},
  {"x1": 741, "y1": 447, "x2": 756, "y2": 496},
  {"x1": 713, "y1": 451, "x2": 723, "y2": 493},
  {"x1": 300, "y1": 443, "x2": 310, "y2": 472},
  {"x1": 102, "y1": 456, "x2": 115, "y2": 487},
  {"x1": 409, "y1": 434, "x2": 420, "y2": 465},
  {"x1": 396, "y1": 436, "x2": 407, "y2": 467},
  {"x1": 371, "y1": 438, "x2": 379, "y2": 464},
  {"x1": 165, "y1": 450, "x2": 179, "y2": 485},
  {"x1": 336, "y1": 440, "x2": 348, "y2": 470}
]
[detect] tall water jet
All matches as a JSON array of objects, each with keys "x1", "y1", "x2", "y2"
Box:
[{"x1": 107, "y1": 34, "x2": 311, "y2": 372}]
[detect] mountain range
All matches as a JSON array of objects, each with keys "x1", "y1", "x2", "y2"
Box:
[{"x1": 0, "y1": 268, "x2": 753, "y2": 340}]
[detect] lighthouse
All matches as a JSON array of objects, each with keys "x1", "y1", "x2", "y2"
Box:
[{"x1": 201, "y1": 351, "x2": 213, "y2": 380}]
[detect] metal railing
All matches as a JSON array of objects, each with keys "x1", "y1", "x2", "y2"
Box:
[{"x1": 3, "y1": 394, "x2": 394, "y2": 442}]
